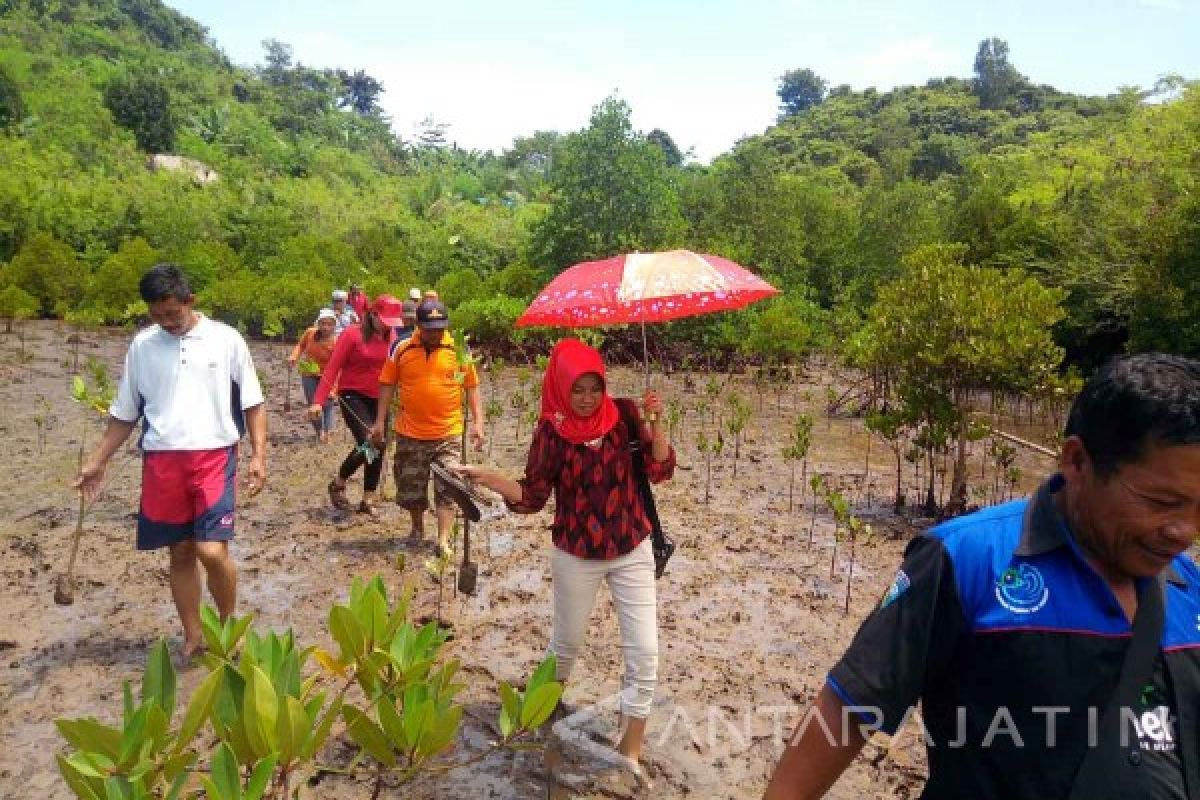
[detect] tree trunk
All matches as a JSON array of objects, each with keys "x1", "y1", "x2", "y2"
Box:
[
  {"x1": 946, "y1": 402, "x2": 970, "y2": 516},
  {"x1": 788, "y1": 463, "x2": 795, "y2": 513},
  {"x1": 894, "y1": 451, "x2": 904, "y2": 511},
  {"x1": 704, "y1": 454, "x2": 712, "y2": 504},
  {"x1": 924, "y1": 446, "x2": 937, "y2": 514}
]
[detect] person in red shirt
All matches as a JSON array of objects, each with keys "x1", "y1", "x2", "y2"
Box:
[
  {"x1": 347, "y1": 283, "x2": 370, "y2": 318},
  {"x1": 459, "y1": 339, "x2": 674, "y2": 770},
  {"x1": 309, "y1": 295, "x2": 400, "y2": 515}
]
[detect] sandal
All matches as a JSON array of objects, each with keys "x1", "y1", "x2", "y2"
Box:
[
  {"x1": 358, "y1": 492, "x2": 380, "y2": 518},
  {"x1": 328, "y1": 480, "x2": 352, "y2": 511}
]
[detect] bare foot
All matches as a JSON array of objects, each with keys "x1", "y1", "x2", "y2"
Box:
[{"x1": 180, "y1": 639, "x2": 207, "y2": 666}]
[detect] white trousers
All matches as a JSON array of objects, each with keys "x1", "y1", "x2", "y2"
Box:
[{"x1": 550, "y1": 536, "x2": 659, "y2": 719}]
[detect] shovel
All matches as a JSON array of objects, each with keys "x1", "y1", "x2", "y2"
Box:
[{"x1": 457, "y1": 518, "x2": 478, "y2": 595}]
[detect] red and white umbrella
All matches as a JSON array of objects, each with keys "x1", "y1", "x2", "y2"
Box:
[
  {"x1": 516, "y1": 249, "x2": 779, "y2": 329},
  {"x1": 516, "y1": 250, "x2": 780, "y2": 385}
]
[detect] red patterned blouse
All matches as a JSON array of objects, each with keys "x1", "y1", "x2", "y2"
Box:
[{"x1": 507, "y1": 398, "x2": 676, "y2": 560}]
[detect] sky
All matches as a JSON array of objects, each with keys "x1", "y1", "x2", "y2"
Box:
[{"x1": 165, "y1": 0, "x2": 1200, "y2": 163}]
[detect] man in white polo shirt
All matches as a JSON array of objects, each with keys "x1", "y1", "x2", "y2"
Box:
[
  {"x1": 75, "y1": 264, "x2": 267, "y2": 660},
  {"x1": 327, "y1": 289, "x2": 358, "y2": 334}
]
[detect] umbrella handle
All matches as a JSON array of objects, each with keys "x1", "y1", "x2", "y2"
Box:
[{"x1": 641, "y1": 320, "x2": 658, "y2": 423}]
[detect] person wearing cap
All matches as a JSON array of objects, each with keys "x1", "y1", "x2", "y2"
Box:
[
  {"x1": 348, "y1": 283, "x2": 370, "y2": 319},
  {"x1": 309, "y1": 295, "x2": 401, "y2": 516},
  {"x1": 327, "y1": 290, "x2": 358, "y2": 335},
  {"x1": 408, "y1": 287, "x2": 423, "y2": 303},
  {"x1": 289, "y1": 309, "x2": 338, "y2": 443},
  {"x1": 390, "y1": 301, "x2": 418, "y2": 353},
  {"x1": 371, "y1": 300, "x2": 483, "y2": 556}
]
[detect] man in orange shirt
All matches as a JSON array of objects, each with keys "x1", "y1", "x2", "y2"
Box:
[{"x1": 371, "y1": 300, "x2": 484, "y2": 555}]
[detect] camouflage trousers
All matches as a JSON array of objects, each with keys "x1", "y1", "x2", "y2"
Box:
[{"x1": 393, "y1": 435, "x2": 461, "y2": 511}]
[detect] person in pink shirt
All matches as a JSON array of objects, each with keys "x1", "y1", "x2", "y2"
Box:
[{"x1": 309, "y1": 295, "x2": 400, "y2": 516}]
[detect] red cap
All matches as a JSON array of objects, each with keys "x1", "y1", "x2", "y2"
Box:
[{"x1": 371, "y1": 294, "x2": 404, "y2": 327}]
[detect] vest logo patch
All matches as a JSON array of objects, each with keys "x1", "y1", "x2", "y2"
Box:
[
  {"x1": 995, "y1": 563, "x2": 1050, "y2": 614},
  {"x1": 881, "y1": 569, "x2": 911, "y2": 609}
]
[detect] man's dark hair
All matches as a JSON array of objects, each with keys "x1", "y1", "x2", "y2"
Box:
[
  {"x1": 1065, "y1": 353, "x2": 1200, "y2": 476},
  {"x1": 138, "y1": 263, "x2": 194, "y2": 304}
]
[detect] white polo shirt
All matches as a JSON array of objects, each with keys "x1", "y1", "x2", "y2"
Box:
[
  {"x1": 110, "y1": 315, "x2": 265, "y2": 452},
  {"x1": 324, "y1": 307, "x2": 358, "y2": 335}
]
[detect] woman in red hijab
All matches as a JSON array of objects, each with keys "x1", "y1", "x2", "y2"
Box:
[{"x1": 460, "y1": 338, "x2": 675, "y2": 771}]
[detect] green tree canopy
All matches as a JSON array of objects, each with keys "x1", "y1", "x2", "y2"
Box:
[
  {"x1": 973, "y1": 37, "x2": 1024, "y2": 110},
  {"x1": 0, "y1": 64, "x2": 23, "y2": 130},
  {"x1": 528, "y1": 95, "x2": 685, "y2": 270},
  {"x1": 104, "y1": 70, "x2": 178, "y2": 151},
  {"x1": 85, "y1": 237, "x2": 161, "y2": 322},
  {"x1": 777, "y1": 68, "x2": 828, "y2": 117},
  {"x1": 0, "y1": 284, "x2": 38, "y2": 331},
  {"x1": 857, "y1": 243, "x2": 1065, "y2": 511},
  {"x1": 3, "y1": 232, "x2": 85, "y2": 315},
  {"x1": 647, "y1": 128, "x2": 683, "y2": 167}
]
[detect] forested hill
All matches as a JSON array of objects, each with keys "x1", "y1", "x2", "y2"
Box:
[{"x1": 0, "y1": 0, "x2": 1197, "y2": 365}]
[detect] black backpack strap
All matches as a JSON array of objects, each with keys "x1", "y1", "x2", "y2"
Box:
[
  {"x1": 1068, "y1": 575, "x2": 1166, "y2": 799},
  {"x1": 616, "y1": 399, "x2": 662, "y2": 535}
]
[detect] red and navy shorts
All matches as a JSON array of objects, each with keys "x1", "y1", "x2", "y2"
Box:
[{"x1": 137, "y1": 446, "x2": 238, "y2": 550}]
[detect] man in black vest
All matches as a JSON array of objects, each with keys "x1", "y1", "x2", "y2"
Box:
[{"x1": 766, "y1": 354, "x2": 1200, "y2": 800}]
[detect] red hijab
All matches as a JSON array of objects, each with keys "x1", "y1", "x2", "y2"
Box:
[{"x1": 540, "y1": 339, "x2": 620, "y2": 445}]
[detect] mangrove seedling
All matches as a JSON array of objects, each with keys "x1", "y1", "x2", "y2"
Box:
[
  {"x1": 782, "y1": 414, "x2": 813, "y2": 513},
  {"x1": 725, "y1": 391, "x2": 751, "y2": 479}
]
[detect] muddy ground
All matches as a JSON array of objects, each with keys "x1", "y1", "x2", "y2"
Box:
[{"x1": 0, "y1": 320, "x2": 1059, "y2": 799}]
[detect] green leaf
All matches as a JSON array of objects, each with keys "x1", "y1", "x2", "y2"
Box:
[
  {"x1": 520, "y1": 683, "x2": 562, "y2": 729},
  {"x1": 341, "y1": 707, "x2": 396, "y2": 767},
  {"x1": 210, "y1": 742, "x2": 242, "y2": 800},
  {"x1": 200, "y1": 777, "x2": 225, "y2": 800},
  {"x1": 55, "y1": 718, "x2": 123, "y2": 761},
  {"x1": 161, "y1": 751, "x2": 195, "y2": 784},
  {"x1": 121, "y1": 682, "x2": 134, "y2": 727},
  {"x1": 72, "y1": 376, "x2": 87, "y2": 402},
  {"x1": 174, "y1": 665, "x2": 222, "y2": 754},
  {"x1": 57, "y1": 753, "x2": 104, "y2": 800},
  {"x1": 498, "y1": 682, "x2": 520, "y2": 739},
  {"x1": 410, "y1": 620, "x2": 440, "y2": 662},
  {"x1": 418, "y1": 705, "x2": 462, "y2": 758},
  {"x1": 243, "y1": 753, "x2": 279, "y2": 800},
  {"x1": 65, "y1": 751, "x2": 115, "y2": 780},
  {"x1": 364, "y1": 585, "x2": 389, "y2": 647},
  {"x1": 527, "y1": 654, "x2": 557, "y2": 694},
  {"x1": 144, "y1": 704, "x2": 172, "y2": 753},
  {"x1": 376, "y1": 695, "x2": 407, "y2": 750},
  {"x1": 223, "y1": 614, "x2": 254, "y2": 656},
  {"x1": 117, "y1": 703, "x2": 150, "y2": 767},
  {"x1": 402, "y1": 698, "x2": 434, "y2": 756},
  {"x1": 103, "y1": 776, "x2": 134, "y2": 800},
  {"x1": 141, "y1": 639, "x2": 176, "y2": 718},
  {"x1": 241, "y1": 665, "x2": 279, "y2": 759},
  {"x1": 164, "y1": 765, "x2": 191, "y2": 800},
  {"x1": 329, "y1": 605, "x2": 365, "y2": 662},
  {"x1": 275, "y1": 696, "x2": 308, "y2": 763},
  {"x1": 302, "y1": 696, "x2": 341, "y2": 760},
  {"x1": 200, "y1": 606, "x2": 225, "y2": 658}
]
